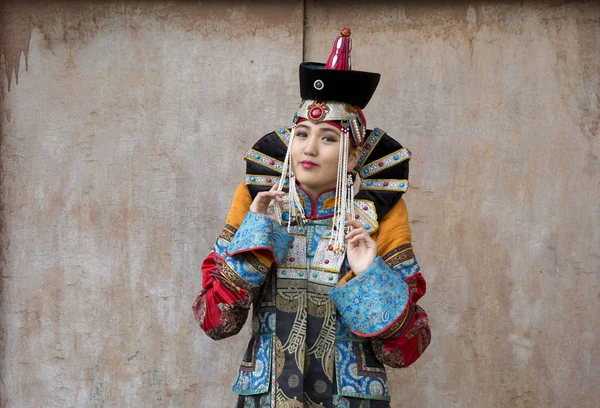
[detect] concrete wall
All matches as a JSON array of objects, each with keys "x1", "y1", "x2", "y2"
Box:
[{"x1": 1, "y1": 1, "x2": 598, "y2": 407}]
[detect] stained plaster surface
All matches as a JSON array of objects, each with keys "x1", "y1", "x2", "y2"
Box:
[
  {"x1": 0, "y1": 1, "x2": 303, "y2": 407},
  {"x1": 1, "y1": 1, "x2": 599, "y2": 408},
  {"x1": 306, "y1": 1, "x2": 600, "y2": 407}
]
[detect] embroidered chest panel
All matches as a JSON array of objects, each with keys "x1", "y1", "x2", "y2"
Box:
[{"x1": 275, "y1": 200, "x2": 378, "y2": 289}]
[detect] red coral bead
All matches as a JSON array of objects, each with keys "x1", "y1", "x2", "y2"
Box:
[
  {"x1": 354, "y1": 214, "x2": 360, "y2": 219},
  {"x1": 363, "y1": 206, "x2": 368, "y2": 210},
  {"x1": 324, "y1": 259, "x2": 330, "y2": 264},
  {"x1": 378, "y1": 161, "x2": 384, "y2": 167},
  {"x1": 269, "y1": 160, "x2": 275, "y2": 165},
  {"x1": 266, "y1": 178, "x2": 272, "y2": 183},
  {"x1": 383, "y1": 182, "x2": 389, "y2": 186},
  {"x1": 289, "y1": 257, "x2": 295, "y2": 262}
]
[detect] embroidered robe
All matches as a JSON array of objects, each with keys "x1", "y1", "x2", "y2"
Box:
[{"x1": 193, "y1": 181, "x2": 431, "y2": 408}]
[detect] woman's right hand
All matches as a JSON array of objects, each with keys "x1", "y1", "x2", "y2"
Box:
[{"x1": 249, "y1": 182, "x2": 286, "y2": 220}]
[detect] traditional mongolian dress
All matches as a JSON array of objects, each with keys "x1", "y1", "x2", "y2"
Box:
[{"x1": 193, "y1": 29, "x2": 431, "y2": 408}]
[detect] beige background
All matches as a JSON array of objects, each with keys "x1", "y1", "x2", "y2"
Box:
[{"x1": 1, "y1": 1, "x2": 598, "y2": 407}]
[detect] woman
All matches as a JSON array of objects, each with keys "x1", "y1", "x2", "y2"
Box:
[{"x1": 193, "y1": 28, "x2": 431, "y2": 408}]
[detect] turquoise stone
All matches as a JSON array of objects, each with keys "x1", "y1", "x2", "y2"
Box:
[
  {"x1": 393, "y1": 155, "x2": 399, "y2": 160},
  {"x1": 312, "y1": 273, "x2": 317, "y2": 278},
  {"x1": 299, "y1": 271, "x2": 304, "y2": 277}
]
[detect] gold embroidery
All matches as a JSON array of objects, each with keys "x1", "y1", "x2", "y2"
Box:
[
  {"x1": 281, "y1": 288, "x2": 307, "y2": 371},
  {"x1": 275, "y1": 336, "x2": 285, "y2": 379},
  {"x1": 308, "y1": 296, "x2": 337, "y2": 382},
  {"x1": 275, "y1": 389, "x2": 303, "y2": 408}
]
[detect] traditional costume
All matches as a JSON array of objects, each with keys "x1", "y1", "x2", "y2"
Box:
[{"x1": 193, "y1": 28, "x2": 431, "y2": 408}]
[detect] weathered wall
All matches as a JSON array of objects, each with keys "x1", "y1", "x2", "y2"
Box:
[
  {"x1": 0, "y1": 2, "x2": 303, "y2": 407},
  {"x1": 1, "y1": 1, "x2": 598, "y2": 407}
]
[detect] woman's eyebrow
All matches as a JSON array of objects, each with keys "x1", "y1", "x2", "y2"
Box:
[
  {"x1": 320, "y1": 128, "x2": 341, "y2": 137},
  {"x1": 296, "y1": 124, "x2": 311, "y2": 131}
]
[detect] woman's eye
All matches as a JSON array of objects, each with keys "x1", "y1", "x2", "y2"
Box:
[
  {"x1": 296, "y1": 132, "x2": 308, "y2": 138},
  {"x1": 322, "y1": 136, "x2": 338, "y2": 142}
]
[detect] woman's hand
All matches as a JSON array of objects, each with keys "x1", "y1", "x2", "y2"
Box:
[
  {"x1": 345, "y1": 214, "x2": 378, "y2": 275},
  {"x1": 249, "y1": 182, "x2": 286, "y2": 221}
]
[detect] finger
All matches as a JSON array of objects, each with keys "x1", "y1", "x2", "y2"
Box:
[
  {"x1": 257, "y1": 190, "x2": 286, "y2": 201},
  {"x1": 347, "y1": 233, "x2": 369, "y2": 245},
  {"x1": 270, "y1": 181, "x2": 281, "y2": 191},
  {"x1": 345, "y1": 228, "x2": 365, "y2": 240},
  {"x1": 345, "y1": 214, "x2": 366, "y2": 230},
  {"x1": 345, "y1": 220, "x2": 364, "y2": 231}
]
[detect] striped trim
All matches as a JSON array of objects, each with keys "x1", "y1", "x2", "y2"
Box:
[
  {"x1": 244, "y1": 149, "x2": 284, "y2": 172},
  {"x1": 275, "y1": 127, "x2": 291, "y2": 146},
  {"x1": 218, "y1": 260, "x2": 258, "y2": 292},
  {"x1": 353, "y1": 200, "x2": 379, "y2": 234},
  {"x1": 244, "y1": 174, "x2": 281, "y2": 187},
  {"x1": 382, "y1": 244, "x2": 415, "y2": 269},
  {"x1": 356, "y1": 128, "x2": 385, "y2": 168},
  {"x1": 359, "y1": 148, "x2": 410, "y2": 178},
  {"x1": 360, "y1": 179, "x2": 408, "y2": 192}
]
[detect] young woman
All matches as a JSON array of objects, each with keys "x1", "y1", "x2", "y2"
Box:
[{"x1": 193, "y1": 28, "x2": 431, "y2": 408}]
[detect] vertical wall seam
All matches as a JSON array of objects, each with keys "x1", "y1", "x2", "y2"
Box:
[{"x1": 302, "y1": 0, "x2": 307, "y2": 62}]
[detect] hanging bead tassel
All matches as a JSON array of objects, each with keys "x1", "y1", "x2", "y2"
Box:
[
  {"x1": 274, "y1": 124, "x2": 306, "y2": 231},
  {"x1": 329, "y1": 123, "x2": 352, "y2": 253}
]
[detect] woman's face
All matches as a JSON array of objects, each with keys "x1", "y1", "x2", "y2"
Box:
[{"x1": 291, "y1": 120, "x2": 362, "y2": 198}]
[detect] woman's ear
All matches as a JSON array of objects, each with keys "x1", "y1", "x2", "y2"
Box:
[{"x1": 348, "y1": 146, "x2": 363, "y2": 171}]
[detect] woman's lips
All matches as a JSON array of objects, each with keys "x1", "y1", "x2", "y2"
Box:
[{"x1": 301, "y1": 161, "x2": 318, "y2": 169}]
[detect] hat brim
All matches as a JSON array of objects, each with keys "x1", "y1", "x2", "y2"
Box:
[{"x1": 299, "y1": 63, "x2": 381, "y2": 109}]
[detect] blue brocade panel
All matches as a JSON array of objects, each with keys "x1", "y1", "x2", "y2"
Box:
[
  {"x1": 329, "y1": 256, "x2": 409, "y2": 337},
  {"x1": 335, "y1": 339, "x2": 390, "y2": 401},
  {"x1": 226, "y1": 212, "x2": 293, "y2": 266},
  {"x1": 232, "y1": 335, "x2": 273, "y2": 395}
]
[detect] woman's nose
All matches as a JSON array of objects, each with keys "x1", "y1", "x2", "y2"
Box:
[{"x1": 303, "y1": 135, "x2": 318, "y2": 155}]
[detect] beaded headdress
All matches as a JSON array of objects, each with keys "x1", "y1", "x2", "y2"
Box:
[{"x1": 274, "y1": 27, "x2": 381, "y2": 251}]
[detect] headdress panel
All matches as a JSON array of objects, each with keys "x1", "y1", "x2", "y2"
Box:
[{"x1": 245, "y1": 127, "x2": 410, "y2": 221}]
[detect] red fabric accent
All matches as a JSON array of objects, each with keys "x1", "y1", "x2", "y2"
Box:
[
  {"x1": 381, "y1": 306, "x2": 430, "y2": 367},
  {"x1": 325, "y1": 28, "x2": 352, "y2": 70},
  {"x1": 194, "y1": 253, "x2": 247, "y2": 332},
  {"x1": 405, "y1": 272, "x2": 426, "y2": 303},
  {"x1": 295, "y1": 117, "x2": 342, "y2": 131}
]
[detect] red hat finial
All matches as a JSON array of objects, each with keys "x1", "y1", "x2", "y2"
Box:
[{"x1": 325, "y1": 27, "x2": 352, "y2": 70}]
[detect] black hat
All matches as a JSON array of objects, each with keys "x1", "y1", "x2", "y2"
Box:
[
  {"x1": 299, "y1": 62, "x2": 380, "y2": 109},
  {"x1": 298, "y1": 27, "x2": 380, "y2": 109}
]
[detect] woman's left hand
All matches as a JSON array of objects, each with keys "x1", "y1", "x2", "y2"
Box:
[{"x1": 345, "y1": 214, "x2": 378, "y2": 275}]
